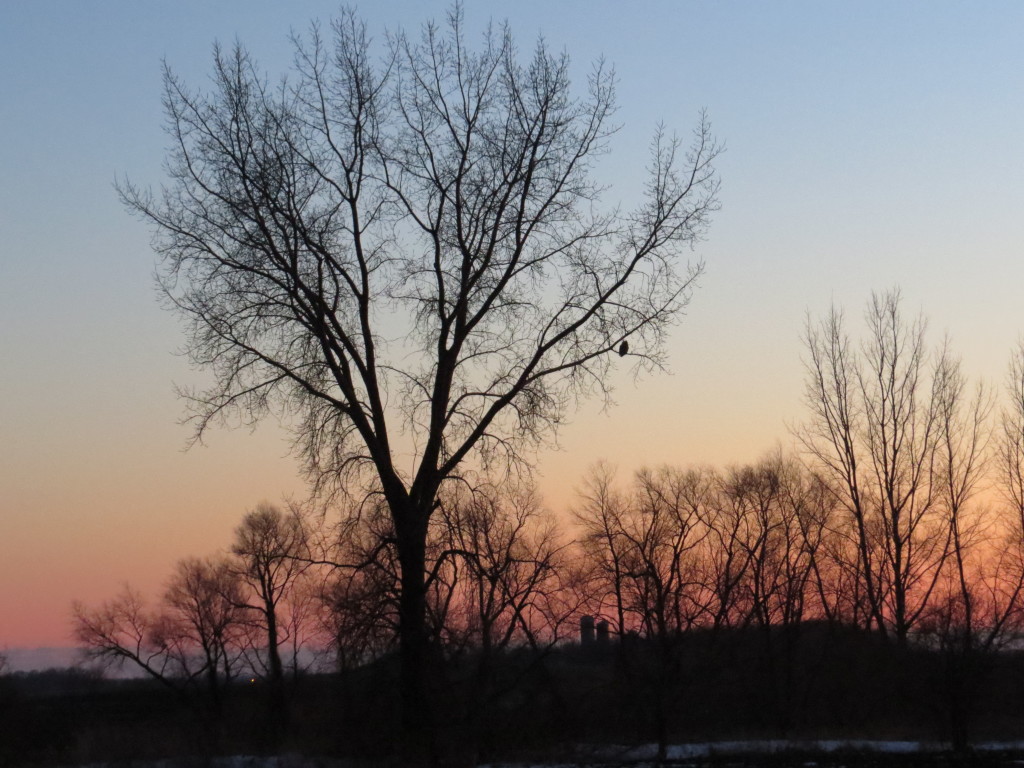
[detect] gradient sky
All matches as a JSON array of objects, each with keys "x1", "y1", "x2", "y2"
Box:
[{"x1": 2, "y1": 1, "x2": 1023, "y2": 651}]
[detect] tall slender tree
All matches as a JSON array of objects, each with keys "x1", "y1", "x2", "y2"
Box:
[
  {"x1": 799, "y1": 289, "x2": 957, "y2": 645},
  {"x1": 231, "y1": 504, "x2": 311, "y2": 729}
]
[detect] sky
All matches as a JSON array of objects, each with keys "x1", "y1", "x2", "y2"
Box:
[{"x1": 2, "y1": 1, "x2": 1023, "y2": 653}]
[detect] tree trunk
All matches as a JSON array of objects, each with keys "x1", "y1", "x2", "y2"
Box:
[
  {"x1": 265, "y1": 604, "x2": 289, "y2": 735},
  {"x1": 395, "y1": 510, "x2": 435, "y2": 761}
]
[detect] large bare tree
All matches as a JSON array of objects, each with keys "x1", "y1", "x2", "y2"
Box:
[{"x1": 121, "y1": 7, "x2": 719, "y2": 733}]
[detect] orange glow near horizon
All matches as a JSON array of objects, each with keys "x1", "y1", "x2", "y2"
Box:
[
  {"x1": 2, "y1": 382, "x2": 795, "y2": 650},
  {"x1": 6, "y1": 331, "x2": 1021, "y2": 651}
]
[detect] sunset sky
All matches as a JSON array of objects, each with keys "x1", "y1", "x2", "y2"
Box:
[{"x1": 2, "y1": 1, "x2": 1023, "y2": 653}]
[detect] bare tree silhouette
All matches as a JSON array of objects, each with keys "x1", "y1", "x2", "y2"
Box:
[
  {"x1": 119, "y1": 5, "x2": 719, "y2": 739},
  {"x1": 800, "y1": 289, "x2": 966, "y2": 646},
  {"x1": 73, "y1": 557, "x2": 247, "y2": 719},
  {"x1": 230, "y1": 504, "x2": 312, "y2": 731}
]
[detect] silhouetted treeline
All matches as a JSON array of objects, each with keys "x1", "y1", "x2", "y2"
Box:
[{"x1": 62, "y1": 291, "x2": 1024, "y2": 765}]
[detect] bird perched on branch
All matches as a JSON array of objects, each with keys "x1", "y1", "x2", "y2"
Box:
[{"x1": 618, "y1": 340, "x2": 629, "y2": 357}]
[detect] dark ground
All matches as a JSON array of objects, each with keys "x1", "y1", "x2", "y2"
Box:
[{"x1": 4, "y1": 624, "x2": 1024, "y2": 767}]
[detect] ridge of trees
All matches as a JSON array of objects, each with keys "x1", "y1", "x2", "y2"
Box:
[
  {"x1": 73, "y1": 290, "x2": 1024, "y2": 760},
  {"x1": 68, "y1": 300, "x2": 1019, "y2": 756}
]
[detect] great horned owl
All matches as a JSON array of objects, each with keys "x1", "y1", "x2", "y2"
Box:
[{"x1": 618, "y1": 340, "x2": 629, "y2": 357}]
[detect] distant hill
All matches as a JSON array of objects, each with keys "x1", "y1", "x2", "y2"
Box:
[{"x1": 4, "y1": 646, "x2": 80, "y2": 672}]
